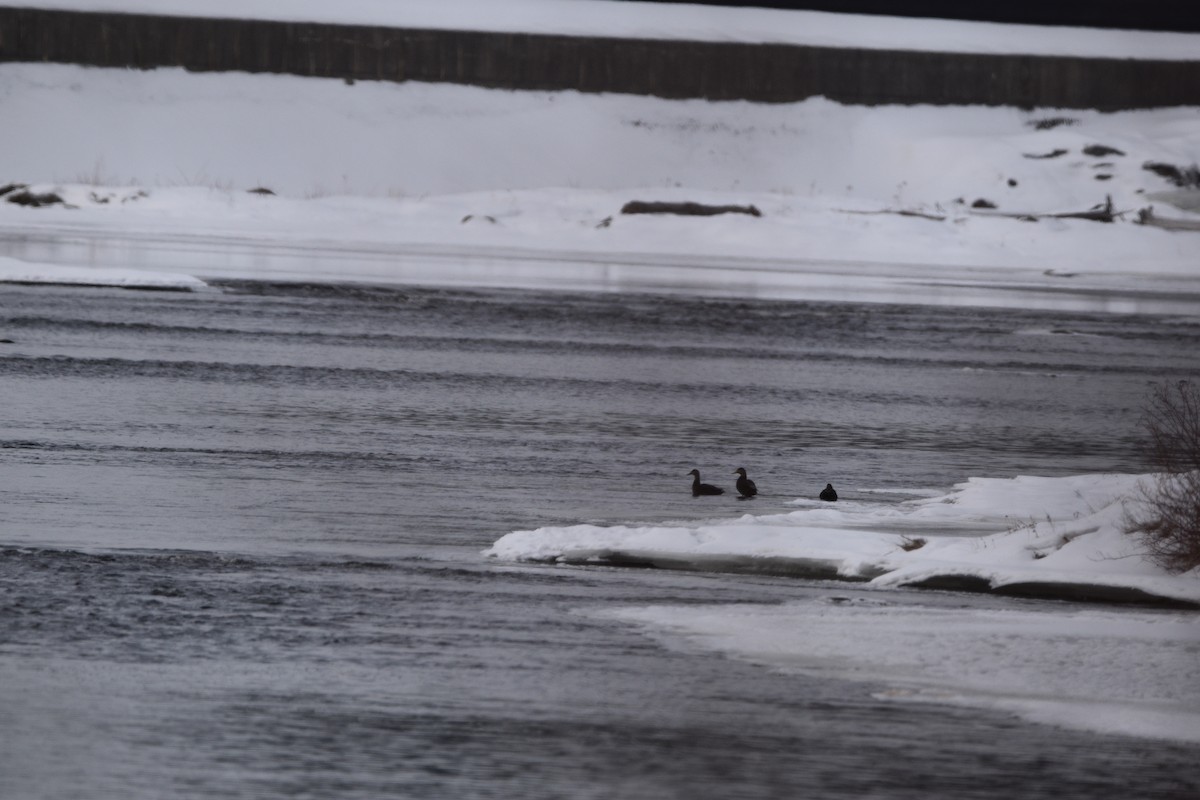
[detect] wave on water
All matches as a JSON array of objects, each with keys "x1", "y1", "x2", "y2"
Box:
[
  {"x1": 1012, "y1": 327, "x2": 1106, "y2": 338},
  {"x1": 0, "y1": 436, "x2": 425, "y2": 470}
]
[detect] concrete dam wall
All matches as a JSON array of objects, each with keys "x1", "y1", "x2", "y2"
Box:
[{"x1": 1, "y1": 7, "x2": 1198, "y2": 109}]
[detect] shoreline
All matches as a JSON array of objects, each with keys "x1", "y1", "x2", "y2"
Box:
[{"x1": 3, "y1": 184, "x2": 1199, "y2": 315}]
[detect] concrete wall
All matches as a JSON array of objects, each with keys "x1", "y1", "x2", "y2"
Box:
[{"x1": 2, "y1": 7, "x2": 1198, "y2": 109}]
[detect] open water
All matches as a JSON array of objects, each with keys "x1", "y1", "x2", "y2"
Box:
[{"x1": 1, "y1": 279, "x2": 1198, "y2": 799}]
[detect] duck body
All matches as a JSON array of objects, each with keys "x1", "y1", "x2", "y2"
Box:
[
  {"x1": 688, "y1": 469, "x2": 725, "y2": 496},
  {"x1": 819, "y1": 483, "x2": 838, "y2": 502},
  {"x1": 733, "y1": 467, "x2": 757, "y2": 499}
]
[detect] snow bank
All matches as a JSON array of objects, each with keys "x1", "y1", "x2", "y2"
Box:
[
  {"x1": 19, "y1": 0, "x2": 1200, "y2": 60},
  {"x1": 0, "y1": 254, "x2": 206, "y2": 291},
  {"x1": 485, "y1": 474, "x2": 1200, "y2": 607}
]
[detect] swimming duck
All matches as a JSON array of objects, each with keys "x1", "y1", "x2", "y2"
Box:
[
  {"x1": 820, "y1": 483, "x2": 838, "y2": 502},
  {"x1": 688, "y1": 469, "x2": 725, "y2": 496},
  {"x1": 733, "y1": 467, "x2": 757, "y2": 499}
]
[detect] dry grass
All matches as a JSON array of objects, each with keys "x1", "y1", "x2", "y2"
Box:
[{"x1": 1126, "y1": 380, "x2": 1200, "y2": 574}]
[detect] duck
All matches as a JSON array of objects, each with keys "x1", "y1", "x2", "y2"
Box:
[
  {"x1": 819, "y1": 483, "x2": 838, "y2": 502},
  {"x1": 733, "y1": 467, "x2": 758, "y2": 499},
  {"x1": 688, "y1": 469, "x2": 725, "y2": 496}
]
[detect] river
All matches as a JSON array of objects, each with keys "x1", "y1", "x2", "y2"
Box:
[{"x1": 1, "y1": 279, "x2": 1197, "y2": 798}]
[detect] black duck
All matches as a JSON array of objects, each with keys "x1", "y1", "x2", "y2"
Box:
[
  {"x1": 733, "y1": 467, "x2": 757, "y2": 499},
  {"x1": 688, "y1": 469, "x2": 725, "y2": 496}
]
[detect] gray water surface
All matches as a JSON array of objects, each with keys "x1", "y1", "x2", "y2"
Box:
[{"x1": 1, "y1": 281, "x2": 1197, "y2": 798}]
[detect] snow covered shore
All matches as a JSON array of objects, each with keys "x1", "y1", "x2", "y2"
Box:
[
  {"x1": 486, "y1": 474, "x2": 1200, "y2": 608},
  {"x1": 1, "y1": 64, "x2": 1198, "y2": 309},
  {"x1": 4, "y1": 178, "x2": 1198, "y2": 311}
]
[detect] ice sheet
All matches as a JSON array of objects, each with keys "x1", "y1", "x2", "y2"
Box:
[{"x1": 602, "y1": 597, "x2": 1200, "y2": 743}]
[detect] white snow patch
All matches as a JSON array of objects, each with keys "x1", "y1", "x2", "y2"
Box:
[
  {"x1": 0, "y1": 255, "x2": 206, "y2": 290},
  {"x1": 486, "y1": 473, "x2": 1200, "y2": 606}
]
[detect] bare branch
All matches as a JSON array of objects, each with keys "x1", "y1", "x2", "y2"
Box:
[{"x1": 1126, "y1": 380, "x2": 1200, "y2": 573}]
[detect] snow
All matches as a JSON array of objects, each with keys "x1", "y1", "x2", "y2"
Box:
[
  {"x1": 0, "y1": 254, "x2": 206, "y2": 290},
  {"x1": 491, "y1": 474, "x2": 1200, "y2": 741},
  {"x1": 1, "y1": 65, "x2": 1198, "y2": 309},
  {"x1": 18, "y1": 0, "x2": 1200, "y2": 60},
  {"x1": 486, "y1": 473, "x2": 1200, "y2": 606}
]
